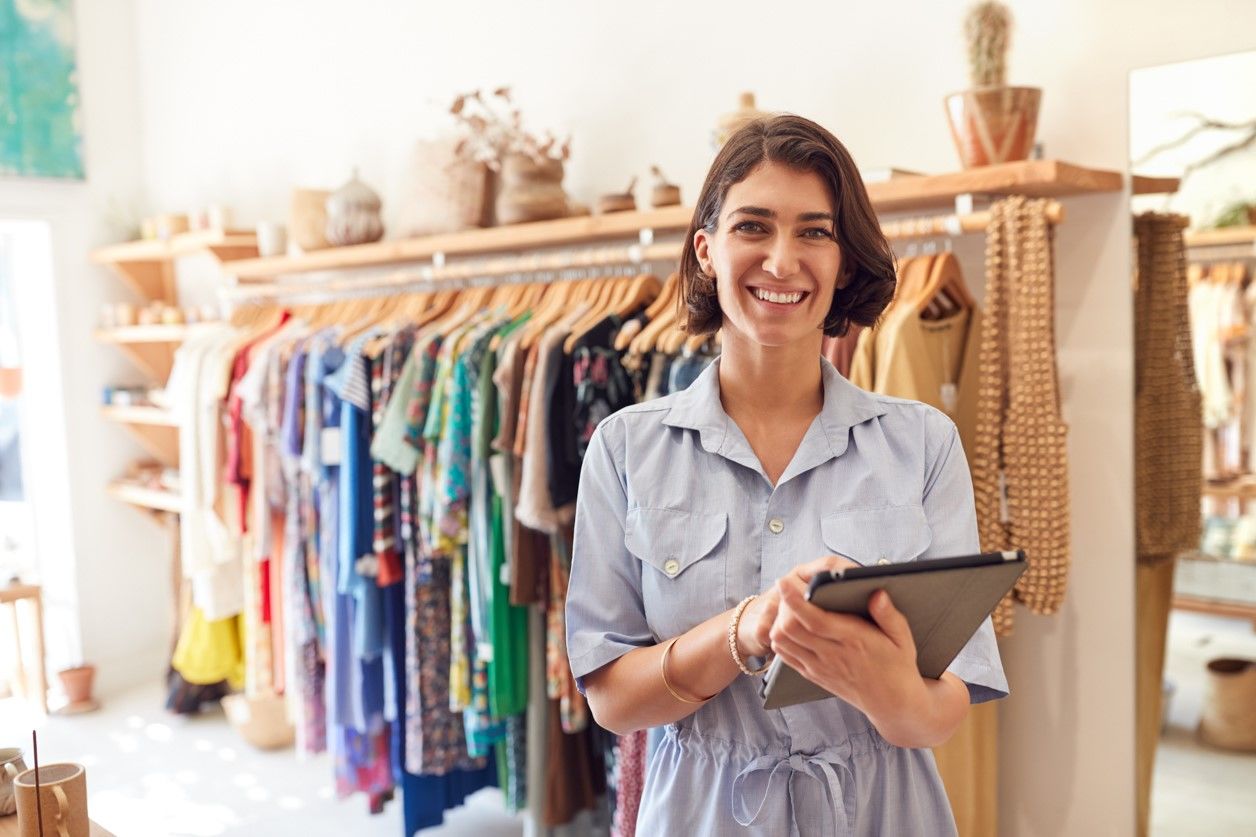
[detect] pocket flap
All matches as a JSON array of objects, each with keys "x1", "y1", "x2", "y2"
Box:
[
  {"x1": 625, "y1": 507, "x2": 728, "y2": 578},
  {"x1": 820, "y1": 505, "x2": 932, "y2": 566}
]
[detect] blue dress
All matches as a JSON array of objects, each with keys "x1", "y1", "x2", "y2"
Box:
[{"x1": 566, "y1": 358, "x2": 1007, "y2": 836}]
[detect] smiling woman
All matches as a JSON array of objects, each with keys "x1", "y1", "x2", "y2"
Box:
[{"x1": 567, "y1": 114, "x2": 1006, "y2": 835}]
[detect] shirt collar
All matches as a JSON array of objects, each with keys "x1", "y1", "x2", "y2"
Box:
[{"x1": 661, "y1": 355, "x2": 887, "y2": 462}]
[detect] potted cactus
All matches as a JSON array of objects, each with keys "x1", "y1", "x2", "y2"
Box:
[{"x1": 944, "y1": 1, "x2": 1042, "y2": 168}]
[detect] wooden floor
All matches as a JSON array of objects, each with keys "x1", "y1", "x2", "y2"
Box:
[{"x1": 1152, "y1": 611, "x2": 1256, "y2": 836}]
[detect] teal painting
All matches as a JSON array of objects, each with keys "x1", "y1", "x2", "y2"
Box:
[{"x1": 0, "y1": 0, "x2": 84, "y2": 179}]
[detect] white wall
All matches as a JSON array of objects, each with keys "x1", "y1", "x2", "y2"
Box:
[
  {"x1": 0, "y1": 0, "x2": 171, "y2": 697},
  {"x1": 106, "y1": 0, "x2": 1256, "y2": 833}
]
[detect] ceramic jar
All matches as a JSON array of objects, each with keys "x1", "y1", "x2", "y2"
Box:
[{"x1": 325, "y1": 169, "x2": 384, "y2": 246}]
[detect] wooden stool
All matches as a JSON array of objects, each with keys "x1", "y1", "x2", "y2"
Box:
[{"x1": 0, "y1": 583, "x2": 48, "y2": 714}]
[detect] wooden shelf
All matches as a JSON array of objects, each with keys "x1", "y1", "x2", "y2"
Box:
[
  {"x1": 102, "y1": 405, "x2": 179, "y2": 466},
  {"x1": 1172, "y1": 594, "x2": 1256, "y2": 628},
  {"x1": 101, "y1": 404, "x2": 177, "y2": 426},
  {"x1": 228, "y1": 205, "x2": 695, "y2": 282},
  {"x1": 94, "y1": 323, "x2": 201, "y2": 344},
  {"x1": 1185, "y1": 226, "x2": 1256, "y2": 248},
  {"x1": 1202, "y1": 479, "x2": 1256, "y2": 500},
  {"x1": 92, "y1": 229, "x2": 260, "y2": 264},
  {"x1": 94, "y1": 324, "x2": 206, "y2": 380},
  {"x1": 1131, "y1": 174, "x2": 1181, "y2": 195},
  {"x1": 224, "y1": 160, "x2": 1122, "y2": 282},
  {"x1": 92, "y1": 230, "x2": 259, "y2": 303},
  {"x1": 864, "y1": 160, "x2": 1124, "y2": 214},
  {"x1": 107, "y1": 480, "x2": 181, "y2": 514}
]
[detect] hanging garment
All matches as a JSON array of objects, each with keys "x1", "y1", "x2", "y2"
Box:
[
  {"x1": 971, "y1": 196, "x2": 1071, "y2": 633},
  {"x1": 1133, "y1": 212, "x2": 1202, "y2": 563},
  {"x1": 843, "y1": 252, "x2": 996, "y2": 837}
]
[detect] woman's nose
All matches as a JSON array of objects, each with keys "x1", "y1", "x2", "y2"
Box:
[{"x1": 761, "y1": 236, "x2": 801, "y2": 279}]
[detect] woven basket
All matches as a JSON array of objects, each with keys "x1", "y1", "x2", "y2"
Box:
[
  {"x1": 395, "y1": 137, "x2": 493, "y2": 237},
  {"x1": 1198, "y1": 658, "x2": 1256, "y2": 751},
  {"x1": 222, "y1": 692, "x2": 294, "y2": 751}
]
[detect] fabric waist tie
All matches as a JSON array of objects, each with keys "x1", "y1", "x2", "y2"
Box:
[{"x1": 731, "y1": 747, "x2": 855, "y2": 836}]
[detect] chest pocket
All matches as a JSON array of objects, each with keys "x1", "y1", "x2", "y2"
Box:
[
  {"x1": 820, "y1": 505, "x2": 932, "y2": 567},
  {"x1": 624, "y1": 507, "x2": 729, "y2": 631}
]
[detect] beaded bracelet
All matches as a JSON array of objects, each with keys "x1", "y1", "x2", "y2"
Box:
[
  {"x1": 660, "y1": 636, "x2": 711, "y2": 705},
  {"x1": 728, "y1": 595, "x2": 770, "y2": 675}
]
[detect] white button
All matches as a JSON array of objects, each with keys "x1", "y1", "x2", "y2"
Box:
[
  {"x1": 768, "y1": 518, "x2": 784, "y2": 534},
  {"x1": 664, "y1": 559, "x2": 680, "y2": 576},
  {"x1": 877, "y1": 558, "x2": 891, "y2": 566}
]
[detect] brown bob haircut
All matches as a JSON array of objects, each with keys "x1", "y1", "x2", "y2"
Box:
[{"x1": 679, "y1": 114, "x2": 897, "y2": 338}]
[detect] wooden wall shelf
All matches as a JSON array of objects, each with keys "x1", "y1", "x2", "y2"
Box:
[
  {"x1": 101, "y1": 406, "x2": 179, "y2": 466},
  {"x1": 865, "y1": 160, "x2": 1124, "y2": 214},
  {"x1": 92, "y1": 230, "x2": 259, "y2": 304},
  {"x1": 92, "y1": 229, "x2": 260, "y2": 264},
  {"x1": 1131, "y1": 174, "x2": 1181, "y2": 196},
  {"x1": 107, "y1": 480, "x2": 181, "y2": 516},
  {"x1": 100, "y1": 404, "x2": 177, "y2": 426},
  {"x1": 1185, "y1": 226, "x2": 1256, "y2": 248},
  {"x1": 228, "y1": 205, "x2": 695, "y2": 282},
  {"x1": 224, "y1": 160, "x2": 1124, "y2": 282},
  {"x1": 94, "y1": 324, "x2": 200, "y2": 344},
  {"x1": 94, "y1": 324, "x2": 204, "y2": 380}
]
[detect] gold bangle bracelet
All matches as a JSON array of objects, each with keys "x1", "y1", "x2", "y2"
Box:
[
  {"x1": 660, "y1": 636, "x2": 712, "y2": 705},
  {"x1": 729, "y1": 595, "x2": 771, "y2": 675}
]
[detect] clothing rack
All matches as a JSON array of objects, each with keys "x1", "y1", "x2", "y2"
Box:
[{"x1": 221, "y1": 204, "x2": 1067, "y2": 305}]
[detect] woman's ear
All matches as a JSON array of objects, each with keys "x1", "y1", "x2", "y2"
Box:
[{"x1": 694, "y1": 228, "x2": 713, "y2": 275}]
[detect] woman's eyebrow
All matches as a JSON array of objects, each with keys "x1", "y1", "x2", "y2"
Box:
[{"x1": 728, "y1": 206, "x2": 835, "y2": 222}]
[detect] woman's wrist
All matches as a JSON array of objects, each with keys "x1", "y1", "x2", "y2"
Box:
[{"x1": 867, "y1": 674, "x2": 968, "y2": 749}]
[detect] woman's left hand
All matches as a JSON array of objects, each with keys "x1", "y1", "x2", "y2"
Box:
[{"x1": 769, "y1": 574, "x2": 929, "y2": 734}]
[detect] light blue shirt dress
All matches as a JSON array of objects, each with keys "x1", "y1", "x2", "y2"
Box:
[{"x1": 566, "y1": 357, "x2": 1007, "y2": 836}]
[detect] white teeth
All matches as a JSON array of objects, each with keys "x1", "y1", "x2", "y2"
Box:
[{"x1": 753, "y1": 288, "x2": 804, "y2": 304}]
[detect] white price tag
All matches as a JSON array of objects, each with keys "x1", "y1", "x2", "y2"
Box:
[
  {"x1": 321, "y1": 427, "x2": 342, "y2": 466},
  {"x1": 940, "y1": 382, "x2": 959, "y2": 414}
]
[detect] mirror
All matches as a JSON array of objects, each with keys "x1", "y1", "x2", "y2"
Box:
[{"x1": 1130, "y1": 50, "x2": 1256, "y2": 837}]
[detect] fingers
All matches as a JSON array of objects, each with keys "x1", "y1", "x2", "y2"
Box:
[
  {"x1": 772, "y1": 580, "x2": 866, "y2": 645},
  {"x1": 867, "y1": 590, "x2": 915, "y2": 650},
  {"x1": 789, "y1": 554, "x2": 854, "y2": 584}
]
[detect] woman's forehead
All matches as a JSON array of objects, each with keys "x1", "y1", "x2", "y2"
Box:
[{"x1": 724, "y1": 162, "x2": 834, "y2": 217}]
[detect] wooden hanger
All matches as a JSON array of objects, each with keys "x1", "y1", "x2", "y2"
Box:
[
  {"x1": 519, "y1": 278, "x2": 583, "y2": 350},
  {"x1": 564, "y1": 272, "x2": 637, "y2": 353},
  {"x1": 914, "y1": 251, "x2": 973, "y2": 317},
  {"x1": 619, "y1": 273, "x2": 677, "y2": 351}
]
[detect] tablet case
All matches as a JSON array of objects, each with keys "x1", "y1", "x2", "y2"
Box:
[{"x1": 761, "y1": 551, "x2": 1026, "y2": 710}]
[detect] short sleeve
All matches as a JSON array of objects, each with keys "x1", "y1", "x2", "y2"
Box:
[
  {"x1": 566, "y1": 418, "x2": 653, "y2": 695},
  {"x1": 922, "y1": 415, "x2": 1009, "y2": 704}
]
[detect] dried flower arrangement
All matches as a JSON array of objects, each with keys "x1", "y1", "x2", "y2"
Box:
[{"x1": 450, "y1": 86, "x2": 572, "y2": 170}]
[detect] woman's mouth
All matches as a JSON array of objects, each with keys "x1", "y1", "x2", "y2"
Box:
[{"x1": 749, "y1": 287, "x2": 809, "y2": 306}]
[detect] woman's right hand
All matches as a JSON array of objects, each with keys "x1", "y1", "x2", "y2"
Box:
[{"x1": 736, "y1": 554, "x2": 859, "y2": 659}]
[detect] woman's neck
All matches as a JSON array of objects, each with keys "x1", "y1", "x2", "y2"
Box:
[{"x1": 717, "y1": 332, "x2": 824, "y2": 424}]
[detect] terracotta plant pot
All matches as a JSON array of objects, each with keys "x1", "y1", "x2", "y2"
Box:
[
  {"x1": 495, "y1": 153, "x2": 568, "y2": 226},
  {"x1": 57, "y1": 665, "x2": 95, "y2": 704},
  {"x1": 944, "y1": 86, "x2": 1042, "y2": 168}
]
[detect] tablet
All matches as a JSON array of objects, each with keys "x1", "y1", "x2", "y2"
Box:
[{"x1": 760, "y1": 550, "x2": 1025, "y2": 710}]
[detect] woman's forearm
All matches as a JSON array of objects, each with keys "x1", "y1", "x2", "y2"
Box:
[{"x1": 583, "y1": 606, "x2": 743, "y2": 735}]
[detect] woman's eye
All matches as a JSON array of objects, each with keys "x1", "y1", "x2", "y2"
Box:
[
  {"x1": 803, "y1": 228, "x2": 835, "y2": 240},
  {"x1": 733, "y1": 221, "x2": 767, "y2": 234}
]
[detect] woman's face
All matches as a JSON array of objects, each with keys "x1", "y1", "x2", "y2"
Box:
[{"x1": 695, "y1": 161, "x2": 843, "y2": 350}]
